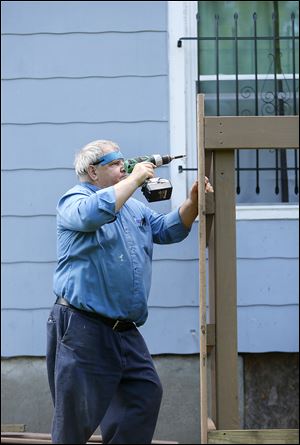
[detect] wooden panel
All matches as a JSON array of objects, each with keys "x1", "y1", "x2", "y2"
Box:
[
  {"x1": 205, "y1": 193, "x2": 215, "y2": 246},
  {"x1": 208, "y1": 429, "x2": 299, "y2": 444},
  {"x1": 197, "y1": 94, "x2": 208, "y2": 444},
  {"x1": 206, "y1": 323, "x2": 216, "y2": 348},
  {"x1": 205, "y1": 116, "x2": 299, "y2": 149},
  {"x1": 205, "y1": 193, "x2": 215, "y2": 215},
  {"x1": 1, "y1": 426, "x2": 25, "y2": 433}
]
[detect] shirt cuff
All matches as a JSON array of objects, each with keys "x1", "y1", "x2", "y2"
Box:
[{"x1": 165, "y1": 208, "x2": 191, "y2": 234}]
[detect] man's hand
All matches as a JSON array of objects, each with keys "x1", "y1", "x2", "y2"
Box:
[
  {"x1": 130, "y1": 162, "x2": 155, "y2": 187},
  {"x1": 114, "y1": 162, "x2": 155, "y2": 212},
  {"x1": 180, "y1": 177, "x2": 214, "y2": 229},
  {"x1": 205, "y1": 177, "x2": 214, "y2": 193},
  {"x1": 188, "y1": 177, "x2": 214, "y2": 205},
  {"x1": 189, "y1": 180, "x2": 198, "y2": 205}
]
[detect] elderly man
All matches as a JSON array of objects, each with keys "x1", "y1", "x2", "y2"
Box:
[{"x1": 46, "y1": 139, "x2": 213, "y2": 444}]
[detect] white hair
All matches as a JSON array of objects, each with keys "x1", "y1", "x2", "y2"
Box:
[{"x1": 74, "y1": 140, "x2": 120, "y2": 177}]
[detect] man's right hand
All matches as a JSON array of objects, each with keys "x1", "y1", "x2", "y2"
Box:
[
  {"x1": 114, "y1": 162, "x2": 156, "y2": 212},
  {"x1": 130, "y1": 162, "x2": 156, "y2": 187}
]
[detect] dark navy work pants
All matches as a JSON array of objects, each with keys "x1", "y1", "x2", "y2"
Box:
[{"x1": 46, "y1": 304, "x2": 163, "y2": 444}]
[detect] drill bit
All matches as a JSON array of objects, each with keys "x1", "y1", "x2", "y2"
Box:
[{"x1": 173, "y1": 155, "x2": 186, "y2": 159}]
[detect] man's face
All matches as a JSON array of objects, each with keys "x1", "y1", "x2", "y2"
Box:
[{"x1": 90, "y1": 147, "x2": 126, "y2": 188}]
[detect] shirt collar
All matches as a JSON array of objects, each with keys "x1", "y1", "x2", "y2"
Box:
[{"x1": 80, "y1": 182, "x2": 100, "y2": 192}]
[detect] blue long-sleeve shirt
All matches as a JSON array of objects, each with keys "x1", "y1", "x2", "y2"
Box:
[{"x1": 53, "y1": 182, "x2": 190, "y2": 326}]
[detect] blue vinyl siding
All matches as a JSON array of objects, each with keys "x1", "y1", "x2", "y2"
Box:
[
  {"x1": 2, "y1": 77, "x2": 168, "y2": 122},
  {"x1": 1, "y1": 1, "x2": 299, "y2": 357},
  {"x1": 2, "y1": 33, "x2": 167, "y2": 78},
  {"x1": 1, "y1": 1, "x2": 167, "y2": 33},
  {"x1": 2, "y1": 217, "x2": 299, "y2": 355},
  {"x1": 1, "y1": 123, "x2": 169, "y2": 169}
]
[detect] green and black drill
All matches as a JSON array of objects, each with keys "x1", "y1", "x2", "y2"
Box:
[{"x1": 123, "y1": 154, "x2": 185, "y2": 202}]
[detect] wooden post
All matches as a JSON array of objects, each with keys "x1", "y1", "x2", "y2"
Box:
[
  {"x1": 199, "y1": 108, "x2": 299, "y2": 437},
  {"x1": 197, "y1": 94, "x2": 208, "y2": 443},
  {"x1": 211, "y1": 148, "x2": 240, "y2": 429}
]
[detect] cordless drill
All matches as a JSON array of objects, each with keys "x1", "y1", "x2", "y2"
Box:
[{"x1": 124, "y1": 154, "x2": 185, "y2": 202}]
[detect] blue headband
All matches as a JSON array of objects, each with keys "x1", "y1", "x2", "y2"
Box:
[{"x1": 94, "y1": 151, "x2": 124, "y2": 166}]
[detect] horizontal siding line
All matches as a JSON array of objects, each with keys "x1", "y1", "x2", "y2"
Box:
[
  {"x1": 2, "y1": 120, "x2": 168, "y2": 126},
  {"x1": 2, "y1": 303, "x2": 299, "y2": 311},
  {"x1": 2, "y1": 30, "x2": 167, "y2": 36},
  {"x1": 147, "y1": 257, "x2": 297, "y2": 261},
  {"x1": 237, "y1": 303, "x2": 299, "y2": 308},
  {"x1": 2, "y1": 75, "x2": 167, "y2": 80},
  {"x1": 1, "y1": 164, "x2": 162, "y2": 172},
  {"x1": 2, "y1": 214, "x2": 57, "y2": 218},
  {"x1": 1, "y1": 253, "x2": 299, "y2": 264},
  {"x1": 2, "y1": 168, "x2": 74, "y2": 171},
  {"x1": 2, "y1": 261, "x2": 56, "y2": 264}
]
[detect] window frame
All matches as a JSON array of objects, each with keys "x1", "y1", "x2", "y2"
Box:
[{"x1": 167, "y1": 1, "x2": 299, "y2": 217}]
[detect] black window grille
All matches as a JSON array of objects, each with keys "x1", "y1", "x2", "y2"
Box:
[{"x1": 178, "y1": 8, "x2": 299, "y2": 204}]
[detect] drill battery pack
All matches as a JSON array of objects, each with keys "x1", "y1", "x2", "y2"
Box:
[{"x1": 141, "y1": 178, "x2": 173, "y2": 202}]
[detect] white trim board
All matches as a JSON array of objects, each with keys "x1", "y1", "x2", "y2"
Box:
[
  {"x1": 236, "y1": 204, "x2": 299, "y2": 220},
  {"x1": 199, "y1": 73, "x2": 299, "y2": 81},
  {"x1": 168, "y1": 0, "x2": 198, "y2": 210}
]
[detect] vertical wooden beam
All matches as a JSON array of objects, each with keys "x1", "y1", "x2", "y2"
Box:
[
  {"x1": 197, "y1": 94, "x2": 208, "y2": 443},
  {"x1": 206, "y1": 152, "x2": 217, "y2": 426},
  {"x1": 212, "y1": 149, "x2": 240, "y2": 429}
]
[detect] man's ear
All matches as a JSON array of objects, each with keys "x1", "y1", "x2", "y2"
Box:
[{"x1": 87, "y1": 165, "x2": 98, "y2": 181}]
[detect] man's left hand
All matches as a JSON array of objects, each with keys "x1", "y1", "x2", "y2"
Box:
[{"x1": 189, "y1": 177, "x2": 214, "y2": 205}]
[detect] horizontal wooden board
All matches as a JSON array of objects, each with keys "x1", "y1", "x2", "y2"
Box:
[
  {"x1": 208, "y1": 429, "x2": 299, "y2": 444},
  {"x1": 205, "y1": 116, "x2": 299, "y2": 150},
  {"x1": 1, "y1": 425, "x2": 25, "y2": 433}
]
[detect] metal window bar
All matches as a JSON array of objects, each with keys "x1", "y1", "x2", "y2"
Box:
[
  {"x1": 178, "y1": 10, "x2": 299, "y2": 202},
  {"x1": 292, "y1": 12, "x2": 299, "y2": 195}
]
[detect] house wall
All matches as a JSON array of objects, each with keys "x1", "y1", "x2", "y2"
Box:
[
  {"x1": 2, "y1": 218, "x2": 299, "y2": 355},
  {"x1": 1, "y1": 354, "x2": 298, "y2": 443},
  {"x1": 1, "y1": 1, "x2": 299, "y2": 440}
]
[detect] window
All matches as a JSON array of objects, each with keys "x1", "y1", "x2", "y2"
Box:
[{"x1": 168, "y1": 1, "x2": 299, "y2": 208}]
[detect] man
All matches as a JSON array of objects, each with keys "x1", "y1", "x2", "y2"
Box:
[{"x1": 46, "y1": 139, "x2": 213, "y2": 444}]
